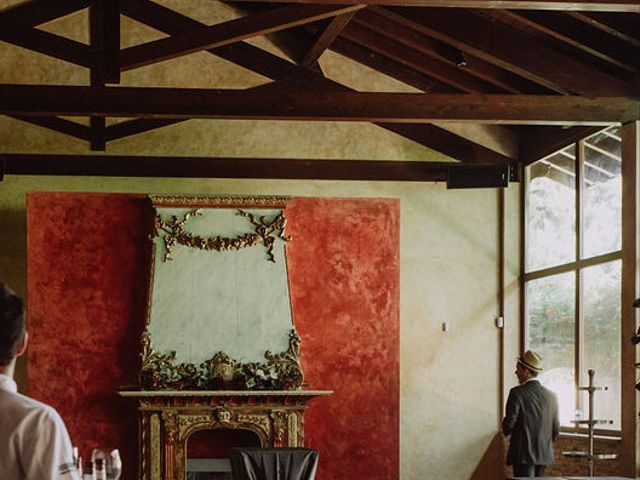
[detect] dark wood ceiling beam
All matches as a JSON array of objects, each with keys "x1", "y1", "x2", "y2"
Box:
[
  {"x1": 121, "y1": 0, "x2": 317, "y2": 82},
  {"x1": 104, "y1": 81, "x2": 294, "y2": 140},
  {"x1": 0, "y1": 0, "x2": 90, "y2": 29},
  {"x1": 119, "y1": 0, "x2": 496, "y2": 154},
  {"x1": 8, "y1": 116, "x2": 92, "y2": 141},
  {"x1": 0, "y1": 28, "x2": 93, "y2": 67},
  {"x1": 105, "y1": 119, "x2": 186, "y2": 141},
  {"x1": 89, "y1": 1, "x2": 107, "y2": 150},
  {"x1": 380, "y1": 124, "x2": 515, "y2": 164},
  {"x1": 118, "y1": 0, "x2": 514, "y2": 163},
  {"x1": 568, "y1": 11, "x2": 640, "y2": 46},
  {"x1": 493, "y1": 10, "x2": 639, "y2": 73},
  {"x1": 0, "y1": 153, "x2": 453, "y2": 181},
  {"x1": 178, "y1": 43, "x2": 514, "y2": 162},
  {"x1": 119, "y1": 4, "x2": 365, "y2": 71},
  {"x1": 300, "y1": 11, "x2": 357, "y2": 67},
  {"x1": 1, "y1": 84, "x2": 636, "y2": 124},
  {"x1": 354, "y1": 8, "x2": 554, "y2": 93},
  {"x1": 330, "y1": 37, "x2": 457, "y2": 93},
  {"x1": 341, "y1": 22, "x2": 499, "y2": 93},
  {"x1": 384, "y1": 7, "x2": 636, "y2": 96},
  {"x1": 89, "y1": 0, "x2": 120, "y2": 83},
  {"x1": 223, "y1": 0, "x2": 640, "y2": 13},
  {"x1": 520, "y1": 125, "x2": 604, "y2": 164}
]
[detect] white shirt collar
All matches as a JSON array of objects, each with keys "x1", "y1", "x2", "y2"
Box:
[
  {"x1": 523, "y1": 377, "x2": 540, "y2": 385},
  {"x1": 0, "y1": 373, "x2": 17, "y2": 393}
]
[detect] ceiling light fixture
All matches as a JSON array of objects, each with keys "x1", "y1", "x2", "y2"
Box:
[{"x1": 454, "y1": 52, "x2": 467, "y2": 68}]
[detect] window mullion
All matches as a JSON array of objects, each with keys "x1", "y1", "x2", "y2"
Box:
[{"x1": 575, "y1": 139, "x2": 585, "y2": 420}]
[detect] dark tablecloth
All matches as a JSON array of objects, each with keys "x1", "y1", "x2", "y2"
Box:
[
  {"x1": 509, "y1": 477, "x2": 635, "y2": 479},
  {"x1": 229, "y1": 448, "x2": 318, "y2": 480}
]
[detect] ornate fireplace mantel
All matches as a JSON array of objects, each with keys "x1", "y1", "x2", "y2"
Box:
[{"x1": 119, "y1": 390, "x2": 332, "y2": 480}]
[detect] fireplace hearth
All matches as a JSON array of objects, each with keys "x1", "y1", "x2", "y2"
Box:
[{"x1": 120, "y1": 390, "x2": 331, "y2": 480}]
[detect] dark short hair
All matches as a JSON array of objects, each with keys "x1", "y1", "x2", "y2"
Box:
[{"x1": 0, "y1": 283, "x2": 26, "y2": 366}]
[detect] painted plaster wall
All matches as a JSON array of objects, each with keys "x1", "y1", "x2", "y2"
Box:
[
  {"x1": 0, "y1": 175, "x2": 520, "y2": 479},
  {"x1": 0, "y1": 1, "x2": 521, "y2": 477}
]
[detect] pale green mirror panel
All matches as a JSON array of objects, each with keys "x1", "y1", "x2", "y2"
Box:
[{"x1": 140, "y1": 196, "x2": 303, "y2": 391}]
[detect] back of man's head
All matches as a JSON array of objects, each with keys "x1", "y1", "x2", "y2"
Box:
[{"x1": 0, "y1": 283, "x2": 25, "y2": 367}]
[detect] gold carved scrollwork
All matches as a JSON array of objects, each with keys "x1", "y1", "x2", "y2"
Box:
[
  {"x1": 153, "y1": 207, "x2": 290, "y2": 263},
  {"x1": 162, "y1": 411, "x2": 178, "y2": 443},
  {"x1": 149, "y1": 414, "x2": 160, "y2": 480},
  {"x1": 139, "y1": 328, "x2": 304, "y2": 391},
  {"x1": 270, "y1": 411, "x2": 287, "y2": 448},
  {"x1": 287, "y1": 413, "x2": 299, "y2": 447},
  {"x1": 150, "y1": 195, "x2": 289, "y2": 209},
  {"x1": 242, "y1": 330, "x2": 304, "y2": 390},
  {"x1": 177, "y1": 414, "x2": 213, "y2": 441},
  {"x1": 237, "y1": 414, "x2": 271, "y2": 437}
]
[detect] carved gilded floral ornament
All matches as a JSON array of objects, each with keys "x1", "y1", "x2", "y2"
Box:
[
  {"x1": 153, "y1": 208, "x2": 290, "y2": 262},
  {"x1": 139, "y1": 328, "x2": 304, "y2": 391},
  {"x1": 139, "y1": 196, "x2": 304, "y2": 391}
]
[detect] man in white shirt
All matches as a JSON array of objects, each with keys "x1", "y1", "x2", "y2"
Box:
[{"x1": 0, "y1": 283, "x2": 81, "y2": 480}]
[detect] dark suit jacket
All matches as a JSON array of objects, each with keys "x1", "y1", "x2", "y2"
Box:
[{"x1": 502, "y1": 379, "x2": 560, "y2": 466}]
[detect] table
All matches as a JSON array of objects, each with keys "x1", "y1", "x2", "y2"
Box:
[{"x1": 229, "y1": 447, "x2": 319, "y2": 480}]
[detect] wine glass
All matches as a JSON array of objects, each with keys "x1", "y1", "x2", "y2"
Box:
[{"x1": 91, "y1": 448, "x2": 122, "y2": 480}]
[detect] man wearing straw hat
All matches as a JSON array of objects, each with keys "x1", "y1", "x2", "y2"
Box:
[{"x1": 502, "y1": 350, "x2": 560, "y2": 478}]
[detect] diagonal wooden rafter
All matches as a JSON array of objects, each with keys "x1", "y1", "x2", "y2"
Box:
[
  {"x1": 0, "y1": 28, "x2": 93, "y2": 67},
  {"x1": 520, "y1": 125, "x2": 604, "y2": 164},
  {"x1": 1, "y1": 84, "x2": 637, "y2": 124},
  {"x1": 341, "y1": 21, "x2": 502, "y2": 93},
  {"x1": 8, "y1": 116, "x2": 92, "y2": 142},
  {"x1": 567, "y1": 11, "x2": 640, "y2": 46},
  {"x1": 380, "y1": 124, "x2": 515, "y2": 165},
  {"x1": 300, "y1": 11, "x2": 357, "y2": 67},
  {"x1": 118, "y1": 0, "x2": 514, "y2": 163},
  {"x1": 486, "y1": 10, "x2": 639, "y2": 74},
  {"x1": 119, "y1": 4, "x2": 365, "y2": 71},
  {"x1": 0, "y1": 0, "x2": 90, "y2": 30},
  {"x1": 223, "y1": 1, "x2": 459, "y2": 92},
  {"x1": 354, "y1": 8, "x2": 564, "y2": 94},
  {"x1": 379, "y1": 7, "x2": 637, "y2": 96},
  {"x1": 224, "y1": 0, "x2": 640, "y2": 12},
  {"x1": 330, "y1": 37, "x2": 457, "y2": 93}
]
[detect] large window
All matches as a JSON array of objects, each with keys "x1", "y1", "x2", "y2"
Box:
[{"x1": 524, "y1": 126, "x2": 622, "y2": 431}]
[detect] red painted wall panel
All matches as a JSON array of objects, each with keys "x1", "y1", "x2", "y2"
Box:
[
  {"x1": 286, "y1": 197, "x2": 400, "y2": 480},
  {"x1": 27, "y1": 192, "x2": 151, "y2": 478},
  {"x1": 27, "y1": 193, "x2": 399, "y2": 480}
]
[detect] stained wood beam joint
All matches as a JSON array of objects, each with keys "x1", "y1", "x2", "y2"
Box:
[
  {"x1": 301, "y1": 11, "x2": 358, "y2": 67},
  {"x1": 120, "y1": 4, "x2": 364, "y2": 71}
]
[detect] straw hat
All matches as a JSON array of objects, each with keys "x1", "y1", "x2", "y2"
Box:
[{"x1": 518, "y1": 350, "x2": 543, "y2": 373}]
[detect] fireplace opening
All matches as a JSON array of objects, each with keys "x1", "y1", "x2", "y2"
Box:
[{"x1": 187, "y1": 428, "x2": 262, "y2": 480}]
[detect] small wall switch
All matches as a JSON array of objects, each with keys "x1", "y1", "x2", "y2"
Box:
[
  {"x1": 441, "y1": 322, "x2": 448, "y2": 332},
  {"x1": 495, "y1": 316, "x2": 504, "y2": 329}
]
